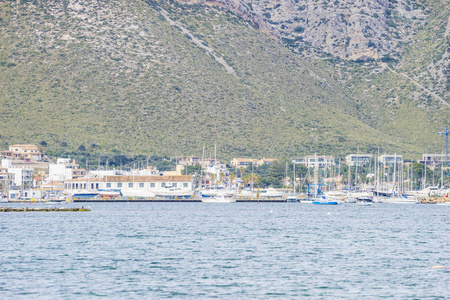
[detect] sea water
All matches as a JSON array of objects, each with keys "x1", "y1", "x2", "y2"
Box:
[{"x1": 0, "y1": 203, "x2": 448, "y2": 299}]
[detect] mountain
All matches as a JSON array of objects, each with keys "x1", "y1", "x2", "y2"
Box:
[{"x1": 0, "y1": 0, "x2": 448, "y2": 160}]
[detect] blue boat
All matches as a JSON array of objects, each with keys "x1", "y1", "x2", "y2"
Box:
[
  {"x1": 73, "y1": 193, "x2": 98, "y2": 199},
  {"x1": 312, "y1": 201, "x2": 339, "y2": 205}
]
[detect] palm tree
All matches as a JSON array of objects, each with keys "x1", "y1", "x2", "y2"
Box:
[
  {"x1": 229, "y1": 172, "x2": 236, "y2": 190},
  {"x1": 242, "y1": 174, "x2": 260, "y2": 187}
]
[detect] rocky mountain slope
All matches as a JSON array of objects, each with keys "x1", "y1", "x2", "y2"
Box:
[{"x1": 0, "y1": 0, "x2": 448, "y2": 159}]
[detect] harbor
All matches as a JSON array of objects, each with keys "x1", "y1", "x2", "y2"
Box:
[{"x1": 1, "y1": 143, "x2": 449, "y2": 206}]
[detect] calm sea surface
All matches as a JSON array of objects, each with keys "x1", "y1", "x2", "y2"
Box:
[{"x1": 0, "y1": 203, "x2": 449, "y2": 299}]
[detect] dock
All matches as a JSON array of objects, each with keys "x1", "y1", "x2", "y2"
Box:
[{"x1": 72, "y1": 198, "x2": 286, "y2": 203}]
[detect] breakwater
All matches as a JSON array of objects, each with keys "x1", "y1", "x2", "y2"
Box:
[{"x1": 0, "y1": 207, "x2": 91, "y2": 212}]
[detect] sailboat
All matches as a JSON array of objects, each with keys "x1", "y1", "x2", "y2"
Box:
[
  {"x1": 311, "y1": 154, "x2": 342, "y2": 205},
  {"x1": 382, "y1": 154, "x2": 417, "y2": 204}
]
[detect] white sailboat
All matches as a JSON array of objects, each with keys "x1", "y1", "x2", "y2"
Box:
[{"x1": 382, "y1": 154, "x2": 417, "y2": 204}]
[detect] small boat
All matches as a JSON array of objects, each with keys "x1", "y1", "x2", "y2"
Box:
[
  {"x1": 356, "y1": 201, "x2": 374, "y2": 206},
  {"x1": 73, "y1": 192, "x2": 99, "y2": 199},
  {"x1": 300, "y1": 199, "x2": 314, "y2": 204},
  {"x1": 98, "y1": 189, "x2": 122, "y2": 197},
  {"x1": 312, "y1": 195, "x2": 343, "y2": 205},
  {"x1": 201, "y1": 192, "x2": 235, "y2": 203},
  {"x1": 45, "y1": 201, "x2": 61, "y2": 205},
  {"x1": 286, "y1": 194, "x2": 298, "y2": 203}
]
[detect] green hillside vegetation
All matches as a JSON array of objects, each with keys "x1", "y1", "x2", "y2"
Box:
[{"x1": 0, "y1": 0, "x2": 448, "y2": 160}]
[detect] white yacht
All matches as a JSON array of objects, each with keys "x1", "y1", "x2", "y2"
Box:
[
  {"x1": 260, "y1": 188, "x2": 283, "y2": 199},
  {"x1": 202, "y1": 189, "x2": 234, "y2": 198},
  {"x1": 155, "y1": 187, "x2": 195, "y2": 199},
  {"x1": 234, "y1": 189, "x2": 257, "y2": 199},
  {"x1": 201, "y1": 192, "x2": 235, "y2": 203},
  {"x1": 382, "y1": 196, "x2": 418, "y2": 204},
  {"x1": 121, "y1": 189, "x2": 156, "y2": 198}
]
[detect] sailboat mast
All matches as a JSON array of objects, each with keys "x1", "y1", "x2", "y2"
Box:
[
  {"x1": 214, "y1": 143, "x2": 217, "y2": 190},
  {"x1": 200, "y1": 145, "x2": 205, "y2": 192},
  {"x1": 251, "y1": 162, "x2": 254, "y2": 193},
  {"x1": 314, "y1": 153, "x2": 318, "y2": 199},
  {"x1": 392, "y1": 153, "x2": 397, "y2": 196},
  {"x1": 347, "y1": 159, "x2": 351, "y2": 196},
  {"x1": 293, "y1": 162, "x2": 296, "y2": 194},
  {"x1": 355, "y1": 150, "x2": 360, "y2": 192},
  {"x1": 441, "y1": 153, "x2": 444, "y2": 188},
  {"x1": 424, "y1": 162, "x2": 427, "y2": 189}
]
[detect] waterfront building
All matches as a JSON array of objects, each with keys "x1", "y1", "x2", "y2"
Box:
[
  {"x1": 346, "y1": 154, "x2": 373, "y2": 166},
  {"x1": 64, "y1": 175, "x2": 193, "y2": 197},
  {"x1": 292, "y1": 155, "x2": 335, "y2": 168},
  {"x1": 378, "y1": 154, "x2": 403, "y2": 165}
]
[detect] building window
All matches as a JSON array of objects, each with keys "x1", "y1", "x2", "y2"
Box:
[
  {"x1": 106, "y1": 183, "x2": 111, "y2": 188},
  {"x1": 172, "y1": 183, "x2": 177, "y2": 187},
  {"x1": 117, "y1": 183, "x2": 122, "y2": 188},
  {"x1": 139, "y1": 182, "x2": 144, "y2": 188},
  {"x1": 128, "y1": 183, "x2": 133, "y2": 188},
  {"x1": 150, "y1": 183, "x2": 155, "y2": 188},
  {"x1": 183, "y1": 183, "x2": 188, "y2": 188},
  {"x1": 161, "y1": 183, "x2": 166, "y2": 188}
]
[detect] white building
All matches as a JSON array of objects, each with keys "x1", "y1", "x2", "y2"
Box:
[
  {"x1": 2, "y1": 159, "x2": 33, "y2": 187},
  {"x1": 49, "y1": 158, "x2": 85, "y2": 182},
  {"x1": 292, "y1": 155, "x2": 335, "y2": 168},
  {"x1": 346, "y1": 154, "x2": 373, "y2": 166},
  {"x1": 378, "y1": 154, "x2": 403, "y2": 165},
  {"x1": 420, "y1": 154, "x2": 448, "y2": 167},
  {"x1": 65, "y1": 175, "x2": 194, "y2": 199}
]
